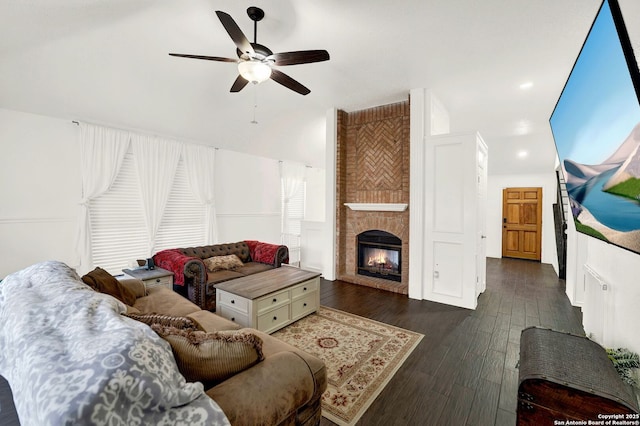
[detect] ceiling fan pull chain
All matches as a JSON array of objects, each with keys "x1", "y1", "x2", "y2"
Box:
[{"x1": 251, "y1": 84, "x2": 259, "y2": 124}]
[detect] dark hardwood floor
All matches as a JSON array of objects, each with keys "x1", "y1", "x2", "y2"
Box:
[
  {"x1": 0, "y1": 257, "x2": 583, "y2": 426},
  {"x1": 319, "y1": 257, "x2": 584, "y2": 426}
]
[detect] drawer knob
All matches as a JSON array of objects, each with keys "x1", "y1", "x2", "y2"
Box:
[
  {"x1": 303, "y1": 303, "x2": 307, "y2": 307},
  {"x1": 303, "y1": 287, "x2": 307, "y2": 291},
  {"x1": 273, "y1": 298, "x2": 277, "y2": 303},
  {"x1": 231, "y1": 300, "x2": 235, "y2": 304},
  {"x1": 231, "y1": 317, "x2": 235, "y2": 321},
  {"x1": 156, "y1": 278, "x2": 161, "y2": 282},
  {"x1": 273, "y1": 316, "x2": 277, "y2": 321}
]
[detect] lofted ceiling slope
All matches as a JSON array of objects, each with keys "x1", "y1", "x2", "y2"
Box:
[{"x1": 1, "y1": 0, "x2": 639, "y2": 173}]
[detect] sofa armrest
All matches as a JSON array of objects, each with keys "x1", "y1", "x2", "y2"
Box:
[
  {"x1": 274, "y1": 245, "x2": 289, "y2": 267},
  {"x1": 153, "y1": 249, "x2": 200, "y2": 286},
  {"x1": 206, "y1": 351, "x2": 315, "y2": 426},
  {"x1": 245, "y1": 241, "x2": 289, "y2": 267},
  {"x1": 153, "y1": 249, "x2": 208, "y2": 310},
  {"x1": 183, "y1": 258, "x2": 208, "y2": 310}
]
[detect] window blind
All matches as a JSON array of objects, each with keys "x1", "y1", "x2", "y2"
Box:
[
  {"x1": 89, "y1": 149, "x2": 147, "y2": 274},
  {"x1": 90, "y1": 150, "x2": 206, "y2": 274},
  {"x1": 154, "y1": 158, "x2": 206, "y2": 252},
  {"x1": 282, "y1": 182, "x2": 305, "y2": 266}
]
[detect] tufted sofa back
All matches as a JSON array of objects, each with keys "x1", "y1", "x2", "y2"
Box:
[{"x1": 179, "y1": 242, "x2": 251, "y2": 263}]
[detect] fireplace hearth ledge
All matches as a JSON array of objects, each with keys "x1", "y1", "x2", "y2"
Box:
[{"x1": 344, "y1": 203, "x2": 408, "y2": 212}]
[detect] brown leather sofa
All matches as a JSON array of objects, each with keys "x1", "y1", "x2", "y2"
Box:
[
  {"x1": 153, "y1": 241, "x2": 289, "y2": 311},
  {"x1": 125, "y1": 279, "x2": 327, "y2": 426}
]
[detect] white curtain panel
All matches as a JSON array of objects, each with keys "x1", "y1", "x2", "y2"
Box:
[
  {"x1": 183, "y1": 144, "x2": 219, "y2": 244},
  {"x1": 132, "y1": 135, "x2": 182, "y2": 255},
  {"x1": 280, "y1": 161, "x2": 306, "y2": 233},
  {"x1": 76, "y1": 124, "x2": 130, "y2": 271}
]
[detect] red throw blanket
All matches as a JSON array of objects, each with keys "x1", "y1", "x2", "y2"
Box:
[
  {"x1": 153, "y1": 249, "x2": 193, "y2": 286},
  {"x1": 245, "y1": 240, "x2": 287, "y2": 265}
]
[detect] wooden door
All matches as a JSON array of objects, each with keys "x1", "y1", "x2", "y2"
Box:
[{"x1": 502, "y1": 187, "x2": 542, "y2": 261}]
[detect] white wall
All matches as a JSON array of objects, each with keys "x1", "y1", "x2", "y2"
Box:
[
  {"x1": 0, "y1": 108, "x2": 287, "y2": 278},
  {"x1": 486, "y1": 173, "x2": 559, "y2": 272},
  {"x1": 583, "y1": 238, "x2": 640, "y2": 353},
  {"x1": 0, "y1": 109, "x2": 81, "y2": 277},
  {"x1": 304, "y1": 167, "x2": 325, "y2": 222},
  {"x1": 215, "y1": 150, "x2": 281, "y2": 245},
  {"x1": 299, "y1": 166, "x2": 326, "y2": 273}
]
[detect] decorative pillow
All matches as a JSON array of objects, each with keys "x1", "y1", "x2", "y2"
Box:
[
  {"x1": 203, "y1": 254, "x2": 244, "y2": 272},
  {"x1": 124, "y1": 313, "x2": 203, "y2": 331},
  {"x1": 151, "y1": 325, "x2": 264, "y2": 384},
  {"x1": 81, "y1": 267, "x2": 137, "y2": 306}
]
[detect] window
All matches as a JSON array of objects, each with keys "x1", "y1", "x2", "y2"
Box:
[
  {"x1": 89, "y1": 149, "x2": 147, "y2": 274},
  {"x1": 154, "y1": 158, "x2": 206, "y2": 252},
  {"x1": 90, "y1": 149, "x2": 206, "y2": 274},
  {"x1": 282, "y1": 181, "x2": 305, "y2": 266}
]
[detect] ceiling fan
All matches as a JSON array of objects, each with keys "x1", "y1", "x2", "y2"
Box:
[{"x1": 169, "y1": 6, "x2": 330, "y2": 95}]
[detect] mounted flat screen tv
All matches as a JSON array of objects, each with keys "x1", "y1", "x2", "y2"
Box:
[{"x1": 550, "y1": 0, "x2": 640, "y2": 254}]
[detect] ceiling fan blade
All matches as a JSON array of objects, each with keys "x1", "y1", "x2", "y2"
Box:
[
  {"x1": 270, "y1": 69, "x2": 310, "y2": 95},
  {"x1": 230, "y1": 75, "x2": 249, "y2": 92},
  {"x1": 169, "y1": 53, "x2": 237, "y2": 63},
  {"x1": 215, "y1": 10, "x2": 254, "y2": 56},
  {"x1": 267, "y1": 50, "x2": 330, "y2": 66}
]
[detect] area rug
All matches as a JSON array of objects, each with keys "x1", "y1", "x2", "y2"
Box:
[{"x1": 272, "y1": 306, "x2": 423, "y2": 426}]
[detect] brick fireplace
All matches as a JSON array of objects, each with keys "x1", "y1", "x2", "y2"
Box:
[{"x1": 336, "y1": 100, "x2": 410, "y2": 294}]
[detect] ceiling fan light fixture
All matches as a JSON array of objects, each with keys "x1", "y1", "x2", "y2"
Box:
[{"x1": 238, "y1": 60, "x2": 272, "y2": 83}]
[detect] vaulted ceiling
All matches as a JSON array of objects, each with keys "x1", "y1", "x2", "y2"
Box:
[{"x1": 2, "y1": 0, "x2": 638, "y2": 174}]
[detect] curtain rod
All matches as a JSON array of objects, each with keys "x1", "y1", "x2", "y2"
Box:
[{"x1": 69, "y1": 120, "x2": 221, "y2": 150}]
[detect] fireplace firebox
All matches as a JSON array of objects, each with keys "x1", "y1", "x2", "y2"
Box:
[{"x1": 357, "y1": 230, "x2": 401, "y2": 282}]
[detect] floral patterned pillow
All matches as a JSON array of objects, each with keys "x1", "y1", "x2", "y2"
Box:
[{"x1": 203, "y1": 254, "x2": 244, "y2": 272}]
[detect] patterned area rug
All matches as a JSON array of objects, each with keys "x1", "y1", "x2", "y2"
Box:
[{"x1": 272, "y1": 306, "x2": 423, "y2": 426}]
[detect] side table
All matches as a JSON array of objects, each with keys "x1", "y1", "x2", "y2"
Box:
[{"x1": 122, "y1": 267, "x2": 174, "y2": 290}]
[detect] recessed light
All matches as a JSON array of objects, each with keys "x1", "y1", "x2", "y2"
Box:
[
  {"x1": 518, "y1": 150, "x2": 528, "y2": 158},
  {"x1": 519, "y1": 82, "x2": 533, "y2": 90}
]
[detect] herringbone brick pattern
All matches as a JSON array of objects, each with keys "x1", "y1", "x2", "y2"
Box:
[{"x1": 355, "y1": 119, "x2": 403, "y2": 191}]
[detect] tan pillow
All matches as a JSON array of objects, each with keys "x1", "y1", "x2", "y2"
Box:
[
  {"x1": 81, "y1": 267, "x2": 137, "y2": 306},
  {"x1": 151, "y1": 325, "x2": 264, "y2": 384},
  {"x1": 125, "y1": 313, "x2": 202, "y2": 331},
  {"x1": 203, "y1": 254, "x2": 244, "y2": 272}
]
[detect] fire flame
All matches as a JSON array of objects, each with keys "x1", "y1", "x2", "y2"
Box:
[{"x1": 367, "y1": 250, "x2": 388, "y2": 266}]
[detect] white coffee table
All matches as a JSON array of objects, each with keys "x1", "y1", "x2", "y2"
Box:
[{"x1": 214, "y1": 267, "x2": 321, "y2": 334}]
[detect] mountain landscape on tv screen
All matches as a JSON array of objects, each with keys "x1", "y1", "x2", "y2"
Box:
[{"x1": 564, "y1": 122, "x2": 640, "y2": 252}]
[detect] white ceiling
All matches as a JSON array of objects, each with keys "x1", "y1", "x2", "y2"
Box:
[{"x1": 1, "y1": 0, "x2": 639, "y2": 174}]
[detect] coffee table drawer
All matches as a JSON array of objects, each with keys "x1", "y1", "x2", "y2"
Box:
[
  {"x1": 291, "y1": 278, "x2": 318, "y2": 299},
  {"x1": 291, "y1": 292, "x2": 317, "y2": 320},
  {"x1": 218, "y1": 306, "x2": 250, "y2": 328},
  {"x1": 257, "y1": 305, "x2": 290, "y2": 334},
  {"x1": 256, "y1": 289, "x2": 290, "y2": 315},
  {"x1": 218, "y1": 291, "x2": 249, "y2": 313}
]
